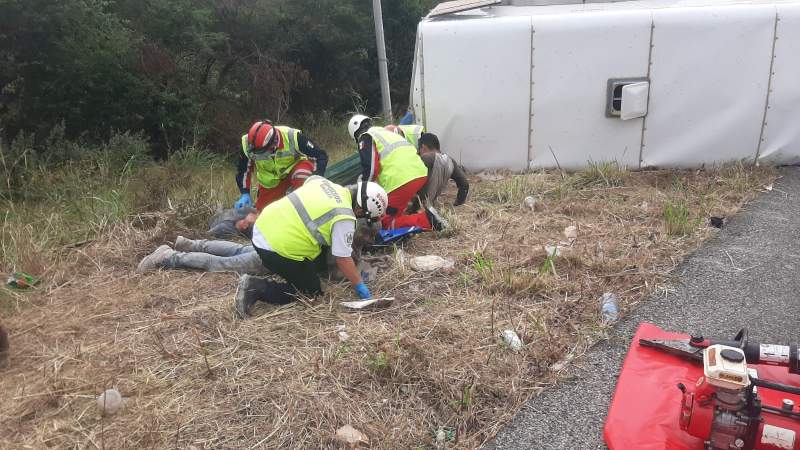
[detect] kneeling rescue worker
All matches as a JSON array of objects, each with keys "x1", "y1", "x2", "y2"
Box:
[
  {"x1": 235, "y1": 120, "x2": 328, "y2": 210},
  {"x1": 233, "y1": 176, "x2": 388, "y2": 318},
  {"x1": 348, "y1": 115, "x2": 446, "y2": 231},
  {"x1": 385, "y1": 124, "x2": 425, "y2": 150}
]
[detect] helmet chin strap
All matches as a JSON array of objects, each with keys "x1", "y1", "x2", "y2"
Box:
[
  {"x1": 355, "y1": 121, "x2": 371, "y2": 142},
  {"x1": 360, "y1": 181, "x2": 370, "y2": 220}
]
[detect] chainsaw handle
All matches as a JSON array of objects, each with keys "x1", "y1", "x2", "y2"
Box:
[
  {"x1": 689, "y1": 329, "x2": 765, "y2": 368},
  {"x1": 688, "y1": 329, "x2": 800, "y2": 374}
]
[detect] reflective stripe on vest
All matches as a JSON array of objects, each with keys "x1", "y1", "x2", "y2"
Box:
[
  {"x1": 286, "y1": 190, "x2": 354, "y2": 246},
  {"x1": 242, "y1": 126, "x2": 305, "y2": 188},
  {"x1": 371, "y1": 130, "x2": 411, "y2": 160},
  {"x1": 398, "y1": 125, "x2": 424, "y2": 148},
  {"x1": 365, "y1": 127, "x2": 428, "y2": 193},
  {"x1": 255, "y1": 176, "x2": 355, "y2": 261}
]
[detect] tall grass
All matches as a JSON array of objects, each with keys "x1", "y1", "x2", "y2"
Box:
[
  {"x1": 663, "y1": 201, "x2": 694, "y2": 236},
  {"x1": 0, "y1": 112, "x2": 381, "y2": 278},
  {"x1": 572, "y1": 160, "x2": 629, "y2": 188},
  {"x1": 0, "y1": 132, "x2": 237, "y2": 276}
]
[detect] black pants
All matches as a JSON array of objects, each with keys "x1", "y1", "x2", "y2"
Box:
[{"x1": 254, "y1": 246, "x2": 326, "y2": 304}]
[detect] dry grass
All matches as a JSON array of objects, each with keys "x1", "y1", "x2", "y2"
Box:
[{"x1": 0, "y1": 165, "x2": 776, "y2": 449}]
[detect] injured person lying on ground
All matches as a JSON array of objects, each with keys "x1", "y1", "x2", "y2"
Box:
[{"x1": 136, "y1": 219, "x2": 379, "y2": 278}]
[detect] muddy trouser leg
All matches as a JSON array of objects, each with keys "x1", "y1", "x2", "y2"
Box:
[
  {"x1": 166, "y1": 245, "x2": 267, "y2": 275},
  {"x1": 186, "y1": 239, "x2": 253, "y2": 256},
  {"x1": 253, "y1": 247, "x2": 322, "y2": 304}
]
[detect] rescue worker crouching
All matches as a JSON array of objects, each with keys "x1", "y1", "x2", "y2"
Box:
[
  {"x1": 384, "y1": 124, "x2": 425, "y2": 151},
  {"x1": 233, "y1": 176, "x2": 388, "y2": 318},
  {"x1": 234, "y1": 120, "x2": 328, "y2": 210},
  {"x1": 348, "y1": 115, "x2": 447, "y2": 231}
]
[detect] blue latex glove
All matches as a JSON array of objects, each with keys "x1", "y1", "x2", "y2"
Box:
[
  {"x1": 354, "y1": 282, "x2": 371, "y2": 300},
  {"x1": 234, "y1": 193, "x2": 252, "y2": 209}
]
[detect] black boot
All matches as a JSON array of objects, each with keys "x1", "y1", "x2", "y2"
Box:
[
  {"x1": 235, "y1": 275, "x2": 298, "y2": 318},
  {"x1": 235, "y1": 275, "x2": 269, "y2": 318}
]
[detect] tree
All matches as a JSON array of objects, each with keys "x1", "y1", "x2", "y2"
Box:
[{"x1": 0, "y1": 0, "x2": 439, "y2": 152}]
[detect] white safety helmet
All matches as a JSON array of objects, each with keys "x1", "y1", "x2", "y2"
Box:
[
  {"x1": 356, "y1": 181, "x2": 388, "y2": 219},
  {"x1": 348, "y1": 114, "x2": 371, "y2": 142}
]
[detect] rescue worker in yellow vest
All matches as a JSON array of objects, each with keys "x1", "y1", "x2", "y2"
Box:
[
  {"x1": 348, "y1": 115, "x2": 447, "y2": 231},
  {"x1": 233, "y1": 176, "x2": 388, "y2": 318},
  {"x1": 234, "y1": 120, "x2": 328, "y2": 210},
  {"x1": 385, "y1": 124, "x2": 425, "y2": 151}
]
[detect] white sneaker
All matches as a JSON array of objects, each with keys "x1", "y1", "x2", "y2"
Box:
[{"x1": 137, "y1": 245, "x2": 175, "y2": 272}]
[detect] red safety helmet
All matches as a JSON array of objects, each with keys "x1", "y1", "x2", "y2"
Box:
[{"x1": 247, "y1": 120, "x2": 276, "y2": 153}]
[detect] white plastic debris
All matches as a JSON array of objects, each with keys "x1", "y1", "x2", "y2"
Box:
[
  {"x1": 340, "y1": 297, "x2": 395, "y2": 310},
  {"x1": 764, "y1": 184, "x2": 774, "y2": 191},
  {"x1": 335, "y1": 424, "x2": 369, "y2": 445},
  {"x1": 501, "y1": 330, "x2": 523, "y2": 351},
  {"x1": 96, "y1": 388, "x2": 124, "y2": 416},
  {"x1": 600, "y1": 293, "x2": 620, "y2": 324},
  {"x1": 563, "y1": 225, "x2": 577, "y2": 242},
  {"x1": 338, "y1": 331, "x2": 350, "y2": 342},
  {"x1": 409, "y1": 255, "x2": 455, "y2": 272},
  {"x1": 524, "y1": 196, "x2": 536, "y2": 210},
  {"x1": 544, "y1": 245, "x2": 562, "y2": 258},
  {"x1": 436, "y1": 428, "x2": 447, "y2": 443}
]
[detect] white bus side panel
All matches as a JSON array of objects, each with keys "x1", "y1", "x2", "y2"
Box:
[
  {"x1": 529, "y1": 10, "x2": 651, "y2": 170},
  {"x1": 641, "y1": 5, "x2": 775, "y2": 168},
  {"x1": 420, "y1": 17, "x2": 532, "y2": 171},
  {"x1": 758, "y1": 3, "x2": 800, "y2": 165}
]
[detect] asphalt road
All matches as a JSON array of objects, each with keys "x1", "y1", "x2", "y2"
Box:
[{"x1": 488, "y1": 167, "x2": 800, "y2": 450}]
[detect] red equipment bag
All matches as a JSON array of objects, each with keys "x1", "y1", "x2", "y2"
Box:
[{"x1": 604, "y1": 323, "x2": 800, "y2": 450}]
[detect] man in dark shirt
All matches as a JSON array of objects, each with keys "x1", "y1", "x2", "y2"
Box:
[{"x1": 417, "y1": 133, "x2": 469, "y2": 207}]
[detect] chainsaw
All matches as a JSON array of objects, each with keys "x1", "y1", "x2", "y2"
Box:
[{"x1": 640, "y1": 329, "x2": 800, "y2": 450}]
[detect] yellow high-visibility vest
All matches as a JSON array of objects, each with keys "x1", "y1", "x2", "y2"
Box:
[
  {"x1": 398, "y1": 124, "x2": 425, "y2": 149},
  {"x1": 255, "y1": 176, "x2": 355, "y2": 261},
  {"x1": 242, "y1": 126, "x2": 307, "y2": 189},
  {"x1": 364, "y1": 127, "x2": 427, "y2": 193}
]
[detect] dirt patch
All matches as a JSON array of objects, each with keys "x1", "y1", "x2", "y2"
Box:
[{"x1": 0, "y1": 166, "x2": 776, "y2": 448}]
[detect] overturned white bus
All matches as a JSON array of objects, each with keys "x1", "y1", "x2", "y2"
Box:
[{"x1": 410, "y1": 0, "x2": 800, "y2": 170}]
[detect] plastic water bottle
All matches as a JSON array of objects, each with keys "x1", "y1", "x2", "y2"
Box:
[{"x1": 600, "y1": 293, "x2": 619, "y2": 323}]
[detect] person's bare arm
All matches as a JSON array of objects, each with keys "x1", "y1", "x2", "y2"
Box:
[{"x1": 335, "y1": 256, "x2": 362, "y2": 287}]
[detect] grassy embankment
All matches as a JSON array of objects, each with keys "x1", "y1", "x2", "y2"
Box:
[
  {"x1": 0, "y1": 122, "x2": 778, "y2": 448},
  {"x1": 0, "y1": 116, "x2": 353, "y2": 301}
]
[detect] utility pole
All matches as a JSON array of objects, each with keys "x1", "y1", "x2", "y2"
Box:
[{"x1": 372, "y1": 0, "x2": 393, "y2": 122}]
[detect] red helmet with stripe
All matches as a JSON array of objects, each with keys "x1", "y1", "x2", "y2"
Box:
[{"x1": 247, "y1": 120, "x2": 276, "y2": 153}]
